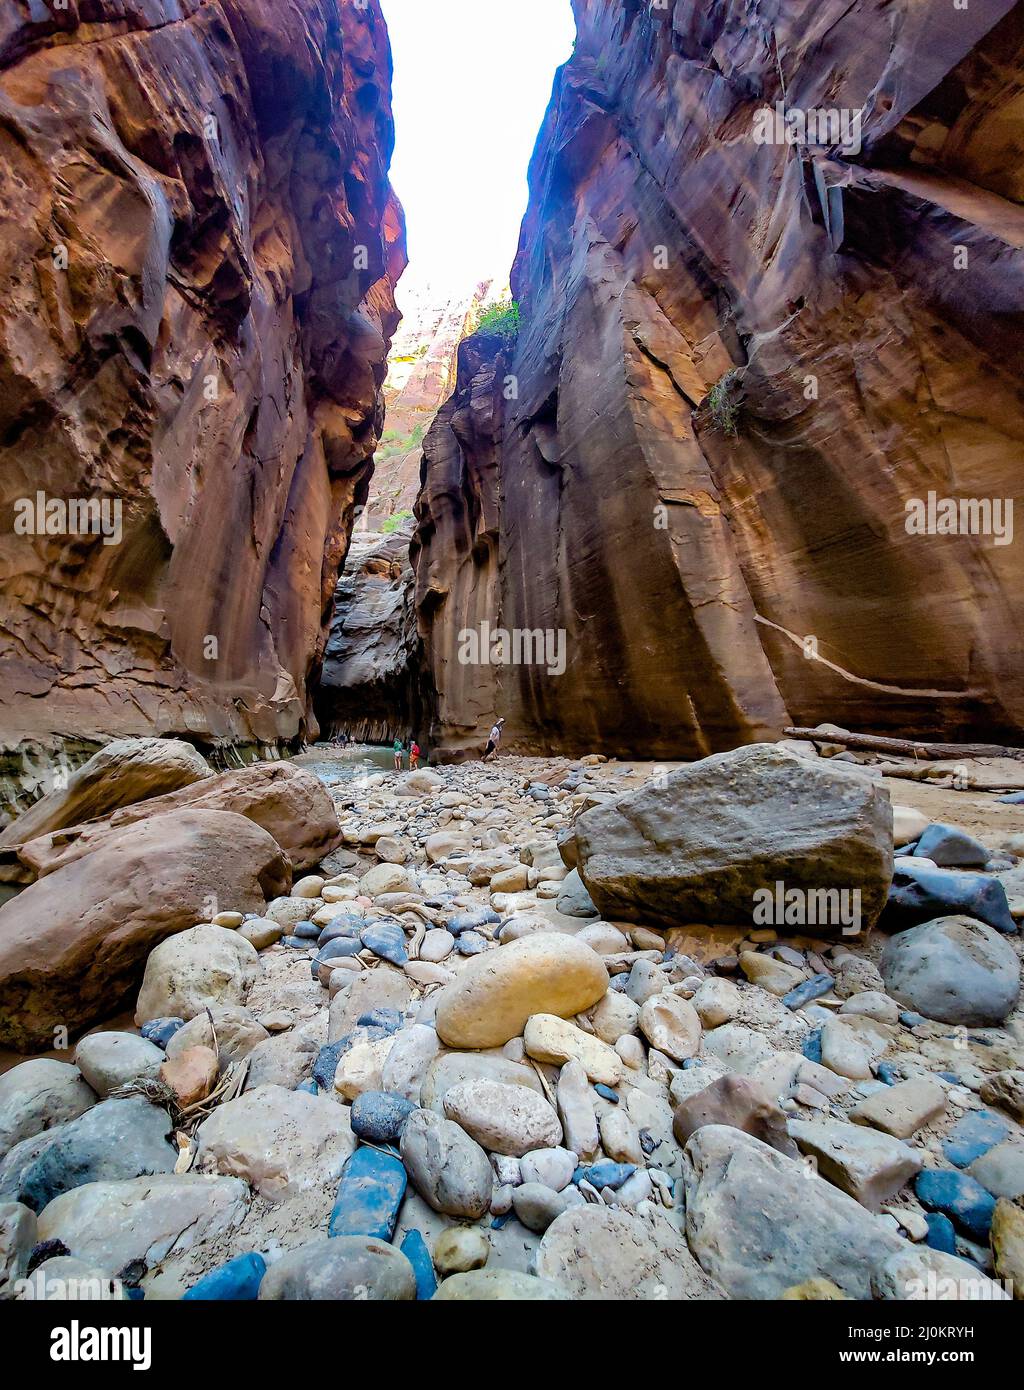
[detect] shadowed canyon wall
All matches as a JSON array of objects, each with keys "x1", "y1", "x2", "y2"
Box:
[
  {"x1": 0, "y1": 0, "x2": 405, "y2": 756},
  {"x1": 412, "y1": 0, "x2": 1024, "y2": 762}
]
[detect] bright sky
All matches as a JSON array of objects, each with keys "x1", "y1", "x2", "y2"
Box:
[{"x1": 379, "y1": 0, "x2": 576, "y2": 307}]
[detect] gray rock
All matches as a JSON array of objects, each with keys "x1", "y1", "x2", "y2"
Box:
[
  {"x1": 880, "y1": 917, "x2": 1020, "y2": 1026},
  {"x1": 788, "y1": 1117, "x2": 922, "y2": 1211},
  {"x1": 258, "y1": 1237, "x2": 415, "y2": 1300},
  {"x1": 0, "y1": 1059, "x2": 95, "y2": 1156},
  {"x1": 400, "y1": 1109, "x2": 492, "y2": 1218},
  {"x1": 6, "y1": 1096, "x2": 175, "y2": 1212},
  {"x1": 512, "y1": 1182, "x2": 579, "y2": 1232},
  {"x1": 73, "y1": 1032, "x2": 164, "y2": 1098},
  {"x1": 0, "y1": 1201, "x2": 35, "y2": 1297},
  {"x1": 682, "y1": 1126, "x2": 904, "y2": 1298},
  {"x1": 555, "y1": 869, "x2": 599, "y2": 919},
  {"x1": 432, "y1": 1269, "x2": 569, "y2": 1300},
  {"x1": 574, "y1": 745, "x2": 893, "y2": 933}
]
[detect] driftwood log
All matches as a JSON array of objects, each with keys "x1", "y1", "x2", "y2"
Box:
[{"x1": 785, "y1": 728, "x2": 1024, "y2": 762}]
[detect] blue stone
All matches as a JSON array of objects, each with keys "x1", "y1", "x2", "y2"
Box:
[
  {"x1": 318, "y1": 919, "x2": 363, "y2": 947},
  {"x1": 183, "y1": 1252, "x2": 266, "y2": 1301},
  {"x1": 314, "y1": 937, "x2": 362, "y2": 967},
  {"x1": 936, "y1": 1072, "x2": 960, "y2": 1084},
  {"x1": 577, "y1": 1162, "x2": 635, "y2": 1191},
  {"x1": 681, "y1": 1058, "x2": 699, "y2": 1070},
  {"x1": 447, "y1": 908, "x2": 500, "y2": 936},
  {"x1": 802, "y1": 1029, "x2": 823, "y2": 1064},
  {"x1": 998, "y1": 791, "x2": 1024, "y2": 804},
  {"x1": 292, "y1": 921, "x2": 320, "y2": 940},
  {"x1": 594, "y1": 1084, "x2": 619, "y2": 1103},
  {"x1": 913, "y1": 823, "x2": 989, "y2": 869},
  {"x1": 942, "y1": 1110, "x2": 1010, "y2": 1168},
  {"x1": 400, "y1": 1229, "x2": 437, "y2": 1301},
  {"x1": 875, "y1": 1061, "x2": 899, "y2": 1086},
  {"x1": 360, "y1": 922, "x2": 409, "y2": 966},
  {"x1": 456, "y1": 931, "x2": 488, "y2": 956},
  {"x1": 296, "y1": 1079, "x2": 318, "y2": 1095},
  {"x1": 782, "y1": 974, "x2": 835, "y2": 1011},
  {"x1": 915, "y1": 1169, "x2": 996, "y2": 1242},
  {"x1": 312, "y1": 1041, "x2": 347, "y2": 1091},
  {"x1": 880, "y1": 862, "x2": 1017, "y2": 935},
  {"x1": 281, "y1": 935, "x2": 312, "y2": 950},
  {"x1": 350, "y1": 1090, "x2": 416, "y2": 1145},
  {"x1": 924, "y1": 1212, "x2": 958, "y2": 1255},
  {"x1": 899, "y1": 1011, "x2": 929, "y2": 1028},
  {"x1": 329, "y1": 1148, "x2": 407, "y2": 1241},
  {"x1": 139, "y1": 1018, "x2": 184, "y2": 1050},
  {"x1": 357, "y1": 1009, "x2": 404, "y2": 1034}
]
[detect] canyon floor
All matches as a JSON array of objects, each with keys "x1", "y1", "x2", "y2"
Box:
[{"x1": 1, "y1": 740, "x2": 1022, "y2": 1302}]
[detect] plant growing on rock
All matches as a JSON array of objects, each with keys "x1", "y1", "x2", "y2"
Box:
[
  {"x1": 705, "y1": 369, "x2": 742, "y2": 437},
  {"x1": 474, "y1": 297, "x2": 521, "y2": 341}
]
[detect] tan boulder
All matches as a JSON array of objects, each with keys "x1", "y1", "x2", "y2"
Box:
[
  {"x1": 136, "y1": 925, "x2": 260, "y2": 1025},
  {"x1": 434, "y1": 933, "x2": 609, "y2": 1049},
  {"x1": 0, "y1": 810, "x2": 287, "y2": 1051}
]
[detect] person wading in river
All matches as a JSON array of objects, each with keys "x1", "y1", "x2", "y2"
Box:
[
  {"x1": 483, "y1": 718, "x2": 505, "y2": 762},
  {"x1": 409, "y1": 739, "x2": 421, "y2": 770},
  {"x1": 393, "y1": 736, "x2": 404, "y2": 771}
]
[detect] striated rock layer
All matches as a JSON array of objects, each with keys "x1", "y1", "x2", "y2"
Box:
[
  {"x1": 412, "y1": 0, "x2": 1024, "y2": 761},
  {"x1": 0, "y1": 0, "x2": 406, "y2": 754}
]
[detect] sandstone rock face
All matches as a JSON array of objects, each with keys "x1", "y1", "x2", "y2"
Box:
[
  {"x1": 574, "y1": 745, "x2": 894, "y2": 932},
  {"x1": 0, "y1": 0, "x2": 405, "y2": 754},
  {"x1": 412, "y1": 0, "x2": 1024, "y2": 758},
  {"x1": 316, "y1": 530, "x2": 417, "y2": 744},
  {"x1": 0, "y1": 810, "x2": 286, "y2": 1050},
  {"x1": 16, "y1": 762, "x2": 342, "y2": 880}
]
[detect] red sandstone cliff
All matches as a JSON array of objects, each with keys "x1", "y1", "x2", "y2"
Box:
[
  {"x1": 413, "y1": 0, "x2": 1024, "y2": 760},
  {"x1": 0, "y1": 0, "x2": 405, "y2": 754}
]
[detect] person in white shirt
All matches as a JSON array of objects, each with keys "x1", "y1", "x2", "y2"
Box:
[{"x1": 484, "y1": 718, "x2": 505, "y2": 761}]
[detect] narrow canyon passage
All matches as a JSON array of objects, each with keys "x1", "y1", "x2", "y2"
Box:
[{"x1": 0, "y1": 0, "x2": 1022, "y2": 1329}]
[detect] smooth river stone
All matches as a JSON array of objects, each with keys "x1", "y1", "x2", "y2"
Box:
[{"x1": 442, "y1": 1080, "x2": 562, "y2": 1157}]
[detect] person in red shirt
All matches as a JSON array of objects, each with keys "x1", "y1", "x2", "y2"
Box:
[{"x1": 410, "y1": 740, "x2": 421, "y2": 770}]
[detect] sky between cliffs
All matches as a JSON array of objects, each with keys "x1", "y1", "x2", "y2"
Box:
[{"x1": 379, "y1": 0, "x2": 576, "y2": 308}]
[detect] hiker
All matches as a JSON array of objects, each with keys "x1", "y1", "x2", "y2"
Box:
[
  {"x1": 409, "y1": 738, "x2": 421, "y2": 770},
  {"x1": 484, "y1": 718, "x2": 505, "y2": 761},
  {"x1": 393, "y1": 736, "x2": 404, "y2": 771}
]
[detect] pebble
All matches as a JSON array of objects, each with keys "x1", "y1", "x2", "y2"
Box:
[
  {"x1": 73, "y1": 1033, "x2": 163, "y2": 1098},
  {"x1": 519, "y1": 1147, "x2": 576, "y2": 1191},
  {"x1": 139, "y1": 1018, "x2": 184, "y2": 1050},
  {"x1": 329, "y1": 1148, "x2": 407, "y2": 1241},
  {"x1": 399, "y1": 1229, "x2": 437, "y2": 1300},
  {"x1": 636, "y1": 994, "x2": 702, "y2": 1061},
  {"x1": 524, "y1": 1013, "x2": 622, "y2": 1085},
  {"x1": 442, "y1": 1079, "x2": 562, "y2": 1157},
  {"x1": 433, "y1": 1226, "x2": 490, "y2": 1275},
  {"x1": 350, "y1": 1091, "x2": 416, "y2": 1145},
  {"x1": 400, "y1": 1110, "x2": 492, "y2": 1219},
  {"x1": 359, "y1": 923, "x2": 409, "y2": 966},
  {"x1": 258, "y1": 1237, "x2": 415, "y2": 1301},
  {"x1": 183, "y1": 1252, "x2": 266, "y2": 1301},
  {"x1": 941, "y1": 1109, "x2": 1011, "y2": 1168},
  {"x1": 782, "y1": 974, "x2": 834, "y2": 1010},
  {"x1": 915, "y1": 1168, "x2": 997, "y2": 1242}
]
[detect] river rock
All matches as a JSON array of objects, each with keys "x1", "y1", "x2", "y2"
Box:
[
  {"x1": 789, "y1": 1118, "x2": 922, "y2": 1210},
  {"x1": 873, "y1": 1246, "x2": 1010, "y2": 1300},
  {"x1": 432, "y1": 1270, "x2": 569, "y2": 1300},
  {"x1": 572, "y1": 746, "x2": 893, "y2": 933},
  {"x1": 380, "y1": 1024, "x2": 441, "y2": 1103},
  {"x1": 980, "y1": 1071, "x2": 1024, "y2": 1123},
  {"x1": 683, "y1": 1127, "x2": 905, "y2": 1298},
  {"x1": 350, "y1": 1091, "x2": 416, "y2": 1145},
  {"x1": 0, "y1": 1201, "x2": 35, "y2": 1297},
  {"x1": 512, "y1": 1182, "x2": 579, "y2": 1232},
  {"x1": 0, "y1": 1060, "x2": 96, "y2": 1155},
  {"x1": 520, "y1": 1147, "x2": 577, "y2": 1191},
  {"x1": 992, "y1": 1198, "x2": 1024, "y2": 1299},
  {"x1": 536, "y1": 1204, "x2": 724, "y2": 1300},
  {"x1": 880, "y1": 917, "x2": 1020, "y2": 1026},
  {"x1": 135, "y1": 925, "x2": 260, "y2": 1026},
  {"x1": 849, "y1": 1076, "x2": 947, "y2": 1138},
  {"x1": 259, "y1": 1237, "x2": 415, "y2": 1300},
  {"x1": 880, "y1": 862, "x2": 1017, "y2": 936},
  {"x1": 400, "y1": 1109, "x2": 492, "y2": 1218},
  {"x1": 72, "y1": 1033, "x2": 164, "y2": 1098},
  {"x1": 420, "y1": 1052, "x2": 543, "y2": 1112},
  {"x1": 915, "y1": 1169, "x2": 997, "y2": 1242},
  {"x1": 329, "y1": 1148, "x2": 407, "y2": 1241},
  {"x1": 160, "y1": 1046, "x2": 218, "y2": 1106},
  {"x1": 673, "y1": 1074, "x2": 797, "y2": 1156},
  {"x1": 588, "y1": 990, "x2": 640, "y2": 1044},
  {"x1": 37, "y1": 1174, "x2": 249, "y2": 1283},
  {"x1": 196, "y1": 1085, "x2": 355, "y2": 1201},
  {"x1": 442, "y1": 1080, "x2": 562, "y2": 1157},
  {"x1": 691, "y1": 977, "x2": 742, "y2": 1027},
  {"x1": 329, "y1": 968, "x2": 412, "y2": 1039},
  {"x1": 434, "y1": 933, "x2": 609, "y2": 1049},
  {"x1": 420, "y1": 929, "x2": 455, "y2": 963},
  {"x1": 913, "y1": 823, "x2": 990, "y2": 869},
  {"x1": 523, "y1": 1014, "x2": 622, "y2": 1085},
  {"x1": 432, "y1": 1226, "x2": 490, "y2": 1275},
  {"x1": 637, "y1": 993, "x2": 701, "y2": 1061},
  {"x1": 13, "y1": 1096, "x2": 175, "y2": 1213},
  {"x1": 360, "y1": 864, "x2": 411, "y2": 898},
  {"x1": 555, "y1": 869, "x2": 599, "y2": 918}
]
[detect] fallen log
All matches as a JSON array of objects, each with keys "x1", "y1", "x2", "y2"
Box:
[{"x1": 785, "y1": 728, "x2": 1024, "y2": 762}]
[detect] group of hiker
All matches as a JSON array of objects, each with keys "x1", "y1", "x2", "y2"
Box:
[
  {"x1": 392, "y1": 736, "x2": 421, "y2": 771},
  {"x1": 332, "y1": 717, "x2": 506, "y2": 770}
]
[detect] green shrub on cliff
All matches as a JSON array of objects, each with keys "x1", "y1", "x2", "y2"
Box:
[
  {"x1": 475, "y1": 298, "x2": 521, "y2": 341},
  {"x1": 706, "y1": 369, "x2": 741, "y2": 437}
]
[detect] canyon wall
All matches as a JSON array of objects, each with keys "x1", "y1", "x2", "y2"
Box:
[
  {"x1": 0, "y1": 0, "x2": 405, "y2": 756},
  {"x1": 412, "y1": 0, "x2": 1024, "y2": 761}
]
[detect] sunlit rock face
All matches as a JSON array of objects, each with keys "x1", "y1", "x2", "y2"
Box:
[
  {"x1": 413, "y1": 0, "x2": 1024, "y2": 760},
  {"x1": 0, "y1": 0, "x2": 406, "y2": 753}
]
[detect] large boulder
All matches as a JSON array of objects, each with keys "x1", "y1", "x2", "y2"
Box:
[
  {"x1": 36, "y1": 1174, "x2": 250, "y2": 1285},
  {"x1": 18, "y1": 762, "x2": 339, "y2": 880},
  {"x1": 0, "y1": 738, "x2": 211, "y2": 852},
  {"x1": 573, "y1": 745, "x2": 893, "y2": 934},
  {"x1": 0, "y1": 809, "x2": 287, "y2": 1051},
  {"x1": 195, "y1": 1085, "x2": 356, "y2": 1201},
  {"x1": 135, "y1": 925, "x2": 260, "y2": 1026},
  {"x1": 682, "y1": 1126, "x2": 904, "y2": 1299},
  {"x1": 535, "y1": 1205, "x2": 725, "y2": 1300},
  {"x1": 880, "y1": 917, "x2": 1020, "y2": 1026},
  {"x1": 434, "y1": 933, "x2": 609, "y2": 1049}
]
